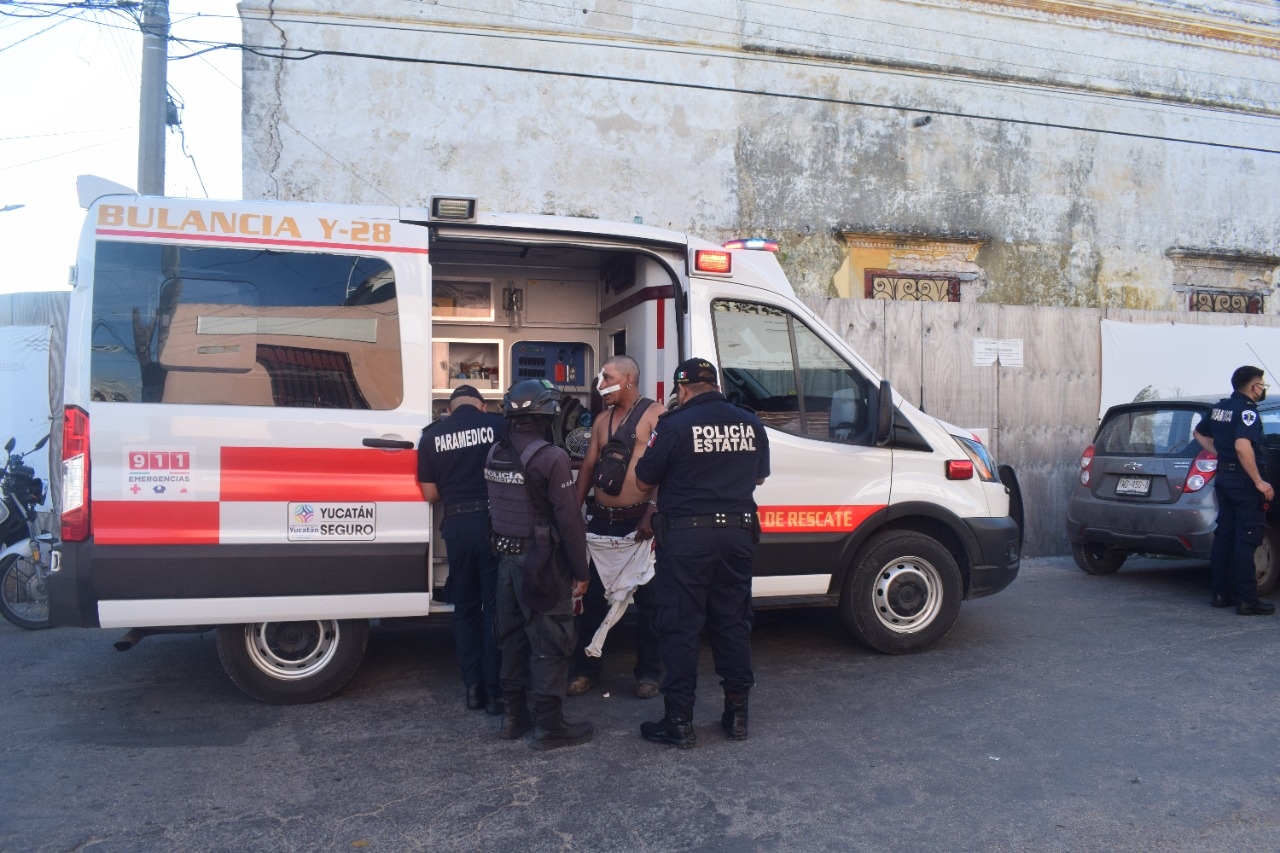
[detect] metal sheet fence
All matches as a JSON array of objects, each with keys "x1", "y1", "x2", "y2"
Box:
[
  {"x1": 802, "y1": 298, "x2": 1280, "y2": 557},
  {"x1": 1, "y1": 291, "x2": 70, "y2": 522}
]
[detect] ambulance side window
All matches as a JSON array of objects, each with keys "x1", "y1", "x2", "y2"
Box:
[
  {"x1": 90, "y1": 241, "x2": 402, "y2": 409},
  {"x1": 712, "y1": 299, "x2": 872, "y2": 443}
]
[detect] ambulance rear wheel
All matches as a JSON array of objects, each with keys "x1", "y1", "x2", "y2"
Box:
[
  {"x1": 840, "y1": 530, "x2": 962, "y2": 654},
  {"x1": 216, "y1": 618, "x2": 369, "y2": 704}
]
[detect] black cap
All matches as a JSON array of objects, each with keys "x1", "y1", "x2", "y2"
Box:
[
  {"x1": 673, "y1": 357, "x2": 717, "y2": 386},
  {"x1": 450, "y1": 384, "x2": 483, "y2": 402}
]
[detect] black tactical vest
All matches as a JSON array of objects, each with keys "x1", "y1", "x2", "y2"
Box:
[{"x1": 483, "y1": 439, "x2": 549, "y2": 538}]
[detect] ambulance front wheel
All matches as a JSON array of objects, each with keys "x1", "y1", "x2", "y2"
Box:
[
  {"x1": 840, "y1": 530, "x2": 962, "y2": 654},
  {"x1": 216, "y1": 619, "x2": 369, "y2": 704}
]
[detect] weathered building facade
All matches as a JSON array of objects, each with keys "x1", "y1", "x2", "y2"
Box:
[{"x1": 240, "y1": 0, "x2": 1280, "y2": 310}]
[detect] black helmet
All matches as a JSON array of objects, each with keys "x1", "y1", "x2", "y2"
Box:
[{"x1": 503, "y1": 379, "x2": 561, "y2": 418}]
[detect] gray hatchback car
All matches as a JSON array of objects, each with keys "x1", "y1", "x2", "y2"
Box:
[{"x1": 1065, "y1": 396, "x2": 1279, "y2": 594}]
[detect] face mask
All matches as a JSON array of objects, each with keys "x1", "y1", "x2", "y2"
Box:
[{"x1": 1259, "y1": 390, "x2": 1268, "y2": 403}]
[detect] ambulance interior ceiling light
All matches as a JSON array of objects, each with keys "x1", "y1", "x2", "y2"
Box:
[
  {"x1": 429, "y1": 197, "x2": 477, "y2": 223},
  {"x1": 722, "y1": 238, "x2": 779, "y2": 252}
]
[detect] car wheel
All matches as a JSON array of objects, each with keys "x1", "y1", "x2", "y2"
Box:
[
  {"x1": 1071, "y1": 542, "x2": 1126, "y2": 575},
  {"x1": 839, "y1": 530, "x2": 963, "y2": 654},
  {"x1": 216, "y1": 619, "x2": 369, "y2": 704},
  {"x1": 1254, "y1": 526, "x2": 1279, "y2": 597}
]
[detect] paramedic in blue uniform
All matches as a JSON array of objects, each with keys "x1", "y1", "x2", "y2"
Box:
[
  {"x1": 486, "y1": 379, "x2": 593, "y2": 750},
  {"x1": 417, "y1": 385, "x2": 508, "y2": 713},
  {"x1": 634, "y1": 357, "x2": 770, "y2": 748},
  {"x1": 1194, "y1": 365, "x2": 1276, "y2": 616}
]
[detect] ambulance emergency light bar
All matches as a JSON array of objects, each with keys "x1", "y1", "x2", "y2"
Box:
[
  {"x1": 722, "y1": 237, "x2": 779, "y2": 252},
  {"x1": 695, "y1": 237, "x2": 780, "y2": 275}
]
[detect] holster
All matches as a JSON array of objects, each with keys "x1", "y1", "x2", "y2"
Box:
[
  {"x1": 652, "y1": 512, "x2": 666, "y2": 549},
  {"x1": 521, "y1": 523, "x2": 563, "y2": 612}
]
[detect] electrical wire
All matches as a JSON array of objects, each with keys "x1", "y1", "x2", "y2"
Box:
[
  {"x1": 407, "y1": 0, "x2": 1280, "y2": 103},
  {"x1": 165, "y1": 33, "x2": 1280, "y2": 157},
  {"x1": 185, "y1": 7, "x2": 1280, "y2": 130}
]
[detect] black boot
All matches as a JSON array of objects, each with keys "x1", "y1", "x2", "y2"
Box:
[
  {"x1": 498, "y1": 690, "x2": 532, "y2": 740},
  {"x1": 641, "y1": 700, "x2": 697, "y2": 749},
  {"x1": 532, "y1": 696, "x2": 593, "y2": 751},
  {"x1": 720, "y1": 692, "x2": 749, "y2": 740}
]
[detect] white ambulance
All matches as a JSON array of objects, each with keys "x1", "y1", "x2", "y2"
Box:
[{"x1": 51, "y1": 177, "x2": 1022, "y2": 703}]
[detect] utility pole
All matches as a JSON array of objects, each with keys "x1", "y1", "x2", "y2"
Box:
[{"x1": 137, "y1": 0, "x2": 170, "y2": 195}]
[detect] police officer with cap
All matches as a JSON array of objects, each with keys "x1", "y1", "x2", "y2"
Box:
[
  {"x1": 634, "y1": 357, "x2": 770, "y2": 748},
  {"x1": 1194, "y1": 365, "x2": 1276, "y2": 615},
  {"x1": 485, "y1": 379, "x2": 593, "y2": 750},
  {"x1": 417, "y1": 385, "x2": 508, "y2": 713}
]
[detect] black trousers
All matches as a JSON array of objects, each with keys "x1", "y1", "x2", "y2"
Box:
[
  {"x1": 652, "y1": 526, "x2": 755, "y2": 720},
  {"x1": 442, "y1": 510, "x2": 501, "y2": 696},
  {"x1": 1210, "y1": 471, "x2": 1266, "y2": 602},
  {"x1": 495, "y1": 552, "x2": 576, "y2": 699}
]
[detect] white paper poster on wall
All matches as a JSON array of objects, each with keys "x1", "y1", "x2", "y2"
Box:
[
  {"x1": 1099, "y1": 320, "x2": 1280, "y2": 419},
  {"x1": 0, "y1": 325, "x2": 53, "y2": 508}
]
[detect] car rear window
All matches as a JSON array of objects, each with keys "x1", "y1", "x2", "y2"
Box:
[
  {"x1": 1094, "y1": 407, "x2": 1206, "y2": 457},
  {"x1": 1261, "y1": 408, "x2": 1280, "y2": 438}
]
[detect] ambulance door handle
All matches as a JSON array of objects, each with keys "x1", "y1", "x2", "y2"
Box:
[{"x1": 363, "y1": 437, "x2": 415, "y2": 450}]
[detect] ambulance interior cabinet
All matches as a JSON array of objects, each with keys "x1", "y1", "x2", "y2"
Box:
[{"x1": 432, "y1": 339, "x2": 502, "y2": 394}]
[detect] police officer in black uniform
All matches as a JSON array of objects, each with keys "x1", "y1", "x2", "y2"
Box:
[
  {"x1": 485, "y1": 379, "x2": 593, "y2": 750},
  {"x1": 634, "y1": 357, "x2": 770, "y2": 748},
  {"x1": 1194, "y1": 365, "x2": 1276, "y2": 616},
  {"x1": 417, "y1": 385, "x2": 508, "y2": 713}
]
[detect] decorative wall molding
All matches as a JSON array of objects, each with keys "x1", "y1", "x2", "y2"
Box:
[{"x1": 957, "y1": 0, "x2": 1280, "y2": 54}]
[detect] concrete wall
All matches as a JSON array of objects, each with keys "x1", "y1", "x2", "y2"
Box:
[{"x1": 240, "y1": 0, "x2": 1280, "y2": 308}]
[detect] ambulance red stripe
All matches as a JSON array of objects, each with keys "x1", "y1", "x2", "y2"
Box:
[
  {"x1": 758, "y1": 504, "x2": 884, "y2": 534},
  {"x1": 94, "y1": 501, "x2": 220, "y2": 545},
  {"x1": 220, "y1": 447, "x2": 421, "y2": 502}
]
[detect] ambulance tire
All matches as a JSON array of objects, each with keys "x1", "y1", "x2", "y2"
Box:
[
  {"x1": 216, "y1": 618, "x2": 369, "y2": 704},
  {"x1": 840, "y1": 530, "x2": 963, "y2": 655}
]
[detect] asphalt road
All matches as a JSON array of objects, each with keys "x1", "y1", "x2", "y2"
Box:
[{"x1": 3, "y1": 555, "x2": 1279, "y2": 853}]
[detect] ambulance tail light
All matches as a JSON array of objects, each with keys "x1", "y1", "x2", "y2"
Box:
[
  {"x1": 1078, "y1": 444, "x2": 1095, "y2": 487},
  {"x1": 62, "y1": 405, "x2": 91, "y2": 542},
  {"x1": 1181, "y1": 450, "x2": 1217, "y2": 493},
  {"x1": 694, "y1": 250, "x2": 732, "y2": 274}
]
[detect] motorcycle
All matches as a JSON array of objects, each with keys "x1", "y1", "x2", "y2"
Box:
[{"x1": 0, "y1": 435, "x2": 55, "y2": 630}]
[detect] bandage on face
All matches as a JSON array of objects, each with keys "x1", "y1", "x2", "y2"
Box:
[{"x1": 597, "y1": 369, "x2": 622, "y2": 396}]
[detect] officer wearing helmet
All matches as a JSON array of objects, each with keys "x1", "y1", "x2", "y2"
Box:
[
  {"x1": 634, "y1": 357, "x2": 770, "y2": 748},
  {"x1": 484, "y1": 378, "x2": 593, "y2": 750}
]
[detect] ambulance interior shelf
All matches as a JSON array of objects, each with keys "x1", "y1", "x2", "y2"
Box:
[{"x1": 432, "y1": 339, "x2": 502, "y2": 394}]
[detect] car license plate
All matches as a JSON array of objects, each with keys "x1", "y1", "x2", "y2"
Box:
[{"x1": 1115, "y1": 476, "x2": 1151, "y2": 496}]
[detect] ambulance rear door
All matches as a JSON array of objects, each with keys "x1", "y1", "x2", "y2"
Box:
[{"x1": 68, "y1": 197, "x2": 434, "y2": 628}]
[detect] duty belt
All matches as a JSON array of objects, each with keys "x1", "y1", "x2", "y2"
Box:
[
  {"x1": 445, "y1": 499, "x2": 490, "y2": 517},
  {"x1": 589, "y1": 501, "x2": 652, "y2": 521},
  {"x1": 491, "y1": 534, "x2": 529, "y2": 554},
  {"x1": 665, "y1": 512, "x2": 757, "y2": 530}
]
